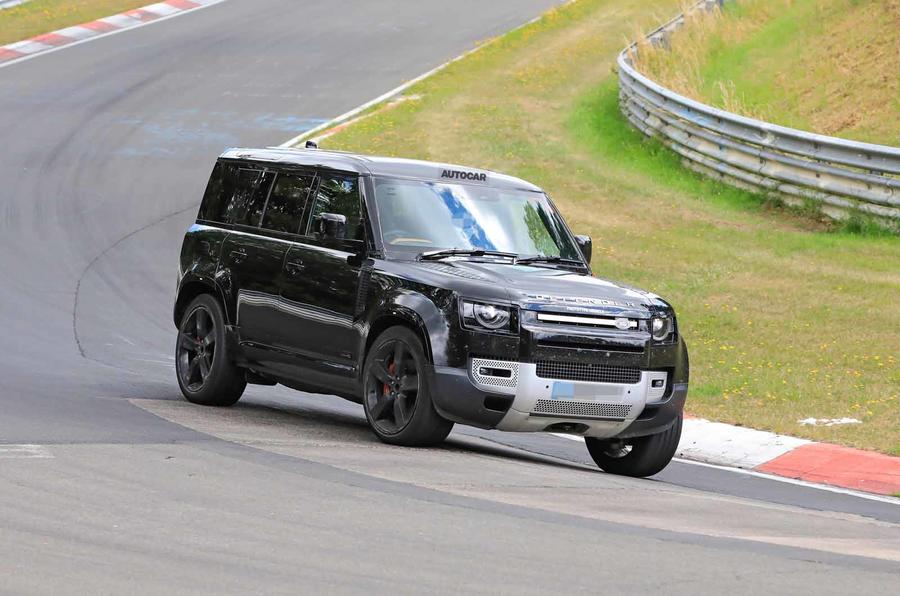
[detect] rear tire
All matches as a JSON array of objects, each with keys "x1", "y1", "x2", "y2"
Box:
[
  {"x1": 175, "y1": 294, "x2": 246, "y2": 407},
  {"x1": 585, "y1": 414, "x2": 682, "y2": 478},
  {"x1": 362, "y1": 326, "x2": 453, "y2": 446}
]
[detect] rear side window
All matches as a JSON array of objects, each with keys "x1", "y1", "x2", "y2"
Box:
[
  {"x1": 260, "y1": 172, "x2": 315, "y2": 234},
  {"x1": 226, "y1": 169, "x2": 274, "y2": 227},
  {"x1": 307, "y1": 174, "x2": 363, "y2": 241},
  {"x1": 198, "y1": 162, "x2": 234, "y2": 223}
]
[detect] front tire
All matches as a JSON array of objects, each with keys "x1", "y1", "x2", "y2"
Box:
[
  {"x1": 362, "y1": 326, "x2": 453, "y2": 446},
  {"x1": 175, "y1": 294, "x2": 246, "y2": 406},
  {"x1": 585, "y1": 414, "x2": 682, "y2": 477}
]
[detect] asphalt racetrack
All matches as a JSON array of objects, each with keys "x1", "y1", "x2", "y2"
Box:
[{"x1": 0, "y1": 1, "x2": 897, "y2": 593}]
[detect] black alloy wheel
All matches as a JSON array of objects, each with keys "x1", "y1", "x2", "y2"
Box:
[
  {"x1": 363, "y1": 327, "x2": 453, "y2": 446},
  {"x1": 366, "y1": 339, "x2": 418, "y2": 434},
  {"x1": 178, "y1": 306, "x2": 216, "y2": 392},
  {"x1": 175, "y1": 294, "x2": 246, "y2": 406}
]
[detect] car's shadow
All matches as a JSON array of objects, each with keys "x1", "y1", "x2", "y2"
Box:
[{"x1": 181, "y1": 388, "x2": 599, "y2": 475}]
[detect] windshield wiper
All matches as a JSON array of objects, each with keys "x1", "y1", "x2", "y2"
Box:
[
  {"x1": 417, "y1": 248, "x2": 519, "y2": 261},
  {"x1": 515, "y1": 255, "x2": 584, "y2": 266}
]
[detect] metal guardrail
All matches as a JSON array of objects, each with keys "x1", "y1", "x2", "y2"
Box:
[{"x1": 617, "y1": 0, "x2": 900, "y2": 224}]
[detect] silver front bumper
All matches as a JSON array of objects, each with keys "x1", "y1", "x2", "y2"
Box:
[{"x1": 469, "y1": 357, "x2": 667, "y2": 438}]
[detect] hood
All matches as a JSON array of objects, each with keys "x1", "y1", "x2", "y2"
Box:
[{"x1": 411, "y1": 260, "x2": 670, "y2": 319}]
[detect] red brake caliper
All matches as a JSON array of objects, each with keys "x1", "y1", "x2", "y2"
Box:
[{"x1": 383, "y1": 361, "x2": 396, "y2": 395}]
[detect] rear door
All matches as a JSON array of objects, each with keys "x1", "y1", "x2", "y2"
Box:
[
  {"x1": 275, "y1": 171, "x2": 366, "y2": 386},
  {"x1": 217, "y1": 166, "x2": 285, "y2": 365}
]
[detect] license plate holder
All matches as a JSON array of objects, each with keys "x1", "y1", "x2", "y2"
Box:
[{"x1": 550, "y1": 381, "x2": 627, "y2": 403}]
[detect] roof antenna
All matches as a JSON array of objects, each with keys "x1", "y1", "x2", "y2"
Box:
[{"x1": 305, "y1": 140, "x2": 318, "y2": 149}]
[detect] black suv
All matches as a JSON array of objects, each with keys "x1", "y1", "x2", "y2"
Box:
[{"x1": 175, "y1": 147, "x2": 689, "y2": 477}]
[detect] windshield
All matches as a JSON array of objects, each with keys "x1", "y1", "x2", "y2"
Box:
[{"x1": 373, "y1": 177, "x2": 581, "y2": 260}]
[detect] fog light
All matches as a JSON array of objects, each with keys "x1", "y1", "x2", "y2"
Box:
[{"x1": 479, "y1": 367, "x2": 512, "y2": 378}]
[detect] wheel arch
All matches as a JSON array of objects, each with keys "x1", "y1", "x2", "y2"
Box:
[
  {"x1": 364, "y1": 309, "x2": 433, "y2": 366},
  {"x1": 174, "y1": 275, "x2": 229, "y2": 327}
]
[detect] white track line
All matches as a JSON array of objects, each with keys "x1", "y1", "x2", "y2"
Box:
[
  {"x1": 0, "y1": 0, "x2": 29, "y2": 10},
  {"x1": 673, "y1": 458, "x2": 900, "y2": 505},
  {"x1": 278, "y1": 11, "x2": 551, "y2": 148},
  {"x1": 0, "y1": 444, "x2": 53, "y2": 459},
  {"x1": 0, "y1": 0, "x2": 229, "y2": 70}
]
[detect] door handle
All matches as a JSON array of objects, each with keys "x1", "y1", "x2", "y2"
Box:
[
  {"x1": 285, "y1": 260, "x2": 305, "y2": 275},
  {"x1": 229, "y1": 249, "x2": 247, "y2": 263}
]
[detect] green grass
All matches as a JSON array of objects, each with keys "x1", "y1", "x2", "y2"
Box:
[
  {"x1": 0, "y1": 0, "x2": 149, "y2": 45},
  {"x1": 633, "y1": 0, "x2": 900, "y2": 146},
  {"x1": 321, "y1": 0, "x2": 900, "y2": 454}
]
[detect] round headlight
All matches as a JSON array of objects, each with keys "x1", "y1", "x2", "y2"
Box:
[
  {"x1": 651, "y1": 316, "x2": 672, "y2": 341},
  {"x1": 474, "y1": 303, "x2": 510, "y2": 330}
]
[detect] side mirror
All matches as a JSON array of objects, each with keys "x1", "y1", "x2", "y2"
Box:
[
  {"x1": 574, "y1": 234, "x2": 592, "y2": 264},
  {"x1": 314, "y1": 213, "x2": 347, "y2": 240}
]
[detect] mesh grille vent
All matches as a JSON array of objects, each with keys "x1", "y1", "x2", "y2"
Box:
[
  {"x1": 535, "y1": 361, "x2": 641, "y2": 384},
  {"x1": 533, "y1": 400, "x2": 632, "y2": 420},
  {"x1": 471, "y1": 358, "x2": 519, "y2": 388}
]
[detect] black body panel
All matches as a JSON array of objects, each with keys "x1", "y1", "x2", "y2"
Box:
[{"x1": 176, "y1": 148, "x2": 689, "y2": 436}]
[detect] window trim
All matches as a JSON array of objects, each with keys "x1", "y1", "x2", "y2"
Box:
[{"x1": 297, "y1": 174, "x2": 321, "y2": 239}]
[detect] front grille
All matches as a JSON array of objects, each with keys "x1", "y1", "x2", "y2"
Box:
[
  {"x1": 533, "y1": 399, "x2": 632, "y2": 420},
  {"x1": 536, "y1": 312, "x2": 638, "y2": 329},
  {"x1": 537, "y1": 338, "x2": 645, "y2": 353},
  {"x1": 535, "y1": 361, "x2": 641, "y2": 384}
]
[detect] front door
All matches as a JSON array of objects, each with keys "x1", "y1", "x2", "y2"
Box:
[{"x1": 275, "y1": 172, "x2": 365, "y2": 388}]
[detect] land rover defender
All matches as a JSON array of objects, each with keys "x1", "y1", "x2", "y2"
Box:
[{"x1": 174, "y1": 147, "x2": 689, "y2": 477}]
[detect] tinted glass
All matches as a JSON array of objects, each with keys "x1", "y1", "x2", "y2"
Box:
[
  {"x1": 226, "y1": 169, "x2": 274, "y2": 227},
  {"x1": 261, "y1": 172, "x2": 315, "y2": 234},
  {"x1": 222, "y1": 168, "x2": 259, "y2": 224},
  {"x1": 198, "y1": 162, "x2": 236, "y2": 223},
  {"x1": 373, "y1": 177, "x2": 580, "y2": 259},
  {"x1": 307, "y1": 174, "x2": 362, "y2": 240}
]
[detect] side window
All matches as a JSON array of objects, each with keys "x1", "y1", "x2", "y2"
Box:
[
  {"x1": 260, "y1": 172, "x2": 315, "y2": 234},
  {"x1": 198, "y1": 162, "x2": 236, "y2": 223},
  {"x1": 226, "y1": 169, "x2": 274, "y2": 227},
  {"x1": 307, "y1": 174, "x2": 362, "y2": 241}
]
